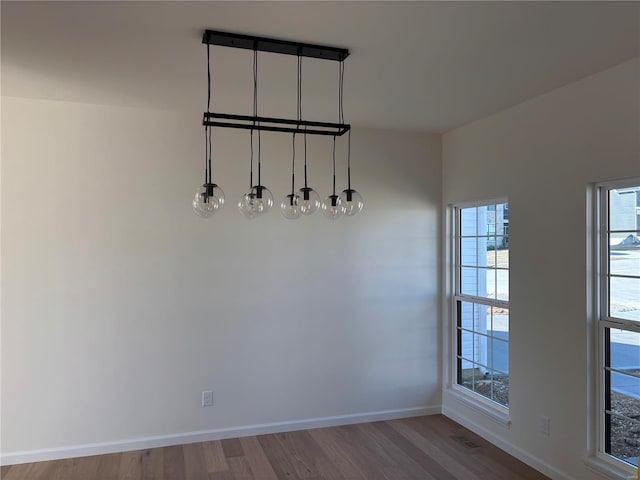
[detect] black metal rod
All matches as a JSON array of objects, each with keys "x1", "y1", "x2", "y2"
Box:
[
  {"x1": 204, "y1": 121, "x2": 349, "y2": 137},
  {"x1": 204, "y1": 112, "x2": 350, "y2": 131},
  {"x1": 202, "y1": 30, "x2": 349, "y2": 62}
]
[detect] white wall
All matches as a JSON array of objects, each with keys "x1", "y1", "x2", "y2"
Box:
[
  {"x1": 442, "y1": 57, "x2": 640, "y2": 480},
  {"x1": 0, "y1": 97, "x2": 442, "y2": 460}
]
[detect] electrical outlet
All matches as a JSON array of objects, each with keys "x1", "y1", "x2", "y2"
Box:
[
  {"x1": 539, "y1": 416, "x2": 550, "y2": 436},
  {"x1": 202, "y1": 390, "x2": 213, "y2": 407}
]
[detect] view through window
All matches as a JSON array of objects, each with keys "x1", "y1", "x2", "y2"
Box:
[
  {"x1": 455, "y1": 202, "x2": 509, "y2": 408},
  {"x1": 600, "y1": 183, "x2": 640, "y2": 468}
]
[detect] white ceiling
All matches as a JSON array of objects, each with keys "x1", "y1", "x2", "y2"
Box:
[{"x1": 2, "y1": 1, "x2": 639, "y2": 132}]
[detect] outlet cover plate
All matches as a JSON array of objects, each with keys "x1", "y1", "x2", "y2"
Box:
[{"x1": 202, "y1": 390, "x2": 213, "y2": 407}]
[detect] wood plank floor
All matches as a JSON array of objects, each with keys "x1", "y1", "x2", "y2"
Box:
[{"x1": 0, "y1": 415, "x2": 549, "y2": 480}]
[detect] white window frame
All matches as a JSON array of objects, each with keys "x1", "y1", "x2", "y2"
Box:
[
  {"x1": 448, "y1": 198, "x2": 510, "y2": 423},
  {"x1": 586, "y1": 177, "x2": 639, "y2": 480}
]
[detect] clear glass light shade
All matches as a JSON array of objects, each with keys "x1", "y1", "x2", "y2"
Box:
[
  {"x1": 280, "y1": 193, "x2": 301, "y2": 219},
  {"x1": 340, "y1": 189, "x2": 363, "y2": 216},
  {"x1": 297, "y1": 187, "x2": 320, "y2": 215},
  {"x1": 238, "y1": 192, "x2": 257, "y2": 219},
  {"x1": 237, "y1": 185, "x2": 273, "y2": 218},
  {"x1": 192, "y1": 183, "x2": 224, "y2": 218},
  {"x1": 321, "y1": 194, "x2": 344, "y2": 220}
]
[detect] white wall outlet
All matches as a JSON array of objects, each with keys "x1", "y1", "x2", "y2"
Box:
[
  {"x1": 539, "y1": 416, "x2": 550, "y2": 436},
  {"x1": 202, "y1": 390, "x2": 213, "y2": 407}
]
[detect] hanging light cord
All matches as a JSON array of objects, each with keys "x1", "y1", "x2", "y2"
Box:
[
  {"x1": 303, "y1": 133, "x2": 309, "y2": 188},
  {"x1": 297, "y1": 53, "x2": 302, "y2": 122},
  {"x1": 339, "y1": 59, "x2": 352, "y2": 190},
  {"x1": 253, "y1": 48, "x2": 262, "y2": 187},
  {"x1": 248, "y1": 46, "x2": 258, "y2": 189},
  {"x1": 205, "y1": 43, "x2": 213, "y2": 184},
  {"x1": 338, "y1": 59, "x2": 344, "y2": 125},
  {"x1": 332, "y1": 135, "x2": 337, "y2": 196},
  {"x1": 249, "y1": 130, "x2": 254, "y2": 190},
  {"x1": 290, "y1": 133, "x2": 296, "y2": 195},
  {"x1": 347, "y1": 129, "x2": 352, "y2": 190},
  {"x1": 291, "y1": 54, "x2": 301, "y2": 198},
  {"x1": 298, "y1": 54, "x2": 310, "y2": 189}
]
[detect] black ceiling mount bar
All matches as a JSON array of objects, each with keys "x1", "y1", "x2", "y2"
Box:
[
  {"x1": 202, "y1": 30, "x2": 349, "y2": 62},
  {"x1": 201, "y1": 29, "x2": 350, "y2": 137},
  {"x1": 203, "y1": 113, "x2": 350, "y2": 137}
]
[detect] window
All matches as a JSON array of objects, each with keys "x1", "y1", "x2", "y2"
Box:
[
  {"x1": 454, "y1": 201, "x2": 509, "y2": 409},
  {"x1": 597, "y1": 181, "x2": 640, "y2": 470}
]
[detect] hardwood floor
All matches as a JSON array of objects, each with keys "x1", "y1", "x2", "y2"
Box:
[{"x1": 0, "y1": 415, "x2": 549, "y2": 480}]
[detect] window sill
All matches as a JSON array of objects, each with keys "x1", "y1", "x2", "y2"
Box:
[
  {"x1": 585, "y1": 455, "x2": 637, "y2": 480},
  {"x1": 446, "y1": 387, "x2": 512, "y2": 429}
]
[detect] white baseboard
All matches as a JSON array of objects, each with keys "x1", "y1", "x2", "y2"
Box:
[
  {"x1": 1, "y1": 405, "x2": 441, "y2": 466},
  {"x1": 443, "y1": 406, "x2": 574, "y2": 480}
]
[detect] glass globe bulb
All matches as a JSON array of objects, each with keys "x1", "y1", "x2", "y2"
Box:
[
  {"x1": 297, "y1": 187, "x2": 320, "y2": 215},
  {"x1": 340, "y1": 189, "x2": 363, "y2": 216},
  {"x1": 249, "y1": 185, "x2": 273, "y2": 214},
  {"x1": 238, "y1": 186, "x2": 273, "y2": 218},
  {"x1": 321, "y1": 194, "x2": 344, "y2": 220},
  {"x1": 280, "y1": 193, "x2": 301, "y2": 219},
  {"x1": 238, "y1": 192, "x2": 257, "y2": 219},
  {"x1": 193, "y1": 183, "x2": 223, "y2": 218}
]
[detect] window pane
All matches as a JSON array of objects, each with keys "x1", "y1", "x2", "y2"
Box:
[
  {"x1": 605, "y1": 326, "x2": 640, "y2": 467},
  {"x1": 492, "y1": 236, "x2": 509, "y2": 268},
  {"x1": 489, "y1": 335, "x2": 509, "y2": 375},
  {"x1": 460, "y1": 267, "x2": 479, "y2": 296},
  {"x1": 461, "y1": 207, "x2": 479, "y2": 236},
  {"x1": 479, "y1": 305, "x2": 491, "y2": 340},
  {"x1": 470, "y1": 368, "x2": 509, "y2": 407},
  {"x1": 610, "y1": 371, "x2": 640, "y2": 416},
  {"x1": 491, "y1": 306, "x2": 510, "y2": 341},
  {"x1": 486, "y1": 247, "x2": 497, "y2": 269},
  {"x1": 501, "y1": 203, "x2": 509, "y2": 221},
  {"x1": 609, "y1": 187, "x2": 640, "y2": 232},
  {"x1": 473, "y1": 366, "x2": 490, "y2": 399},
  {"x1": 490, "y1": 370, "x2": 509, "y2": 407},
  {"x1": 461, "y1": 237, "x2": 479, "y2": 266},
  {"x1": 609, "y1": 236, "x2": 640, "y2": 276},
  {"x1": 497, "y1": 269, "x2": 509, "y2": 301},
  {"x1": 459, "y1": 301, "x2": 474, "y2": 330},
  {"x1": 606, "y1": 413, "x2": 640, "y2": 467},
  {"x1": 486, "y1": 268, "x2": 496, "y2": 299},
  {"x1": 609, "y1": 329, "x2": 640, "y2": 371},
  {"x1": 460, "y1": 329, "x2": 481, "y2": 364},
  {"x1": 610, "y1": 276, "x2": 640, "y2": 321}
]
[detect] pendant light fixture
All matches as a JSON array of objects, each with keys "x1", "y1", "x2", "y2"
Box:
[
  {"x1": 340, "y1": 130, "x2": 363, "y2": 216},
  {"x1": 193, "y1": 43, "x2": 224, "y2": 217},
  {"x1": 198, "y1": 30, "x2": 358, "y2": 221},
  {"x1": 337, "y1": 60, "x2": 363, "y2": 216},
  {"x1": 238, "y1": 49, "x2": 273, "y2": 219},
  {"x1": 321, "y1": 136, "x2": 344, "y2": 220},
  {"x1": 280, "y1": 133, "x2": 301, "y2": 219}
]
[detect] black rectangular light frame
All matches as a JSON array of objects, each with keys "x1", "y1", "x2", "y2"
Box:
[
  {"x1": 203, "y1": 113, "x2": 350, "y2": 137},
  {"x1": 202, "y1": 30, "x2": 349, "y2": 62}
]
